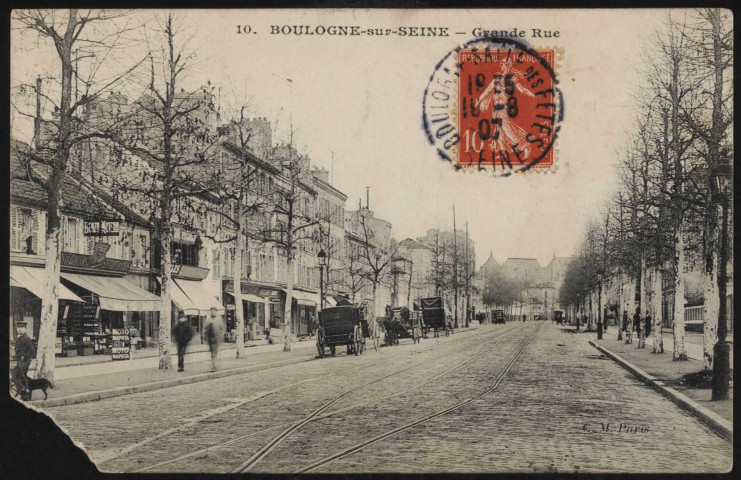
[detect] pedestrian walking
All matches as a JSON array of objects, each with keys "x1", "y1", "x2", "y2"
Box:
[
  {"x1": 634, "y1": 308, "x2": 644, "y2": 348},
  {"x1": 644, "y1": 313, "x2": 652, "y2": 339},
  {"x1": 624, "y1": 310, "x2": 633, "y2": 344},
  {"x1": 522, "y1": 314, "x2": 526, "y2": 323},
  {"x1": 14, "y1": 321, "x2": 35, "y2": 381},
  {"x1": 172, "y1": 314, "x2": 193, "y2": 372},
  {"x1": 575, "y1": 314, "x2": 580, "y2": 331},
  {"x1": 202, "y1": 307, "x2": 226, "y2": 372}
]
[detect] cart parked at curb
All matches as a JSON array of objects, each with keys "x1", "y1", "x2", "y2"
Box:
[
  {"x1": 421, "y1": 297, "x2": 450, "y2": 337},
  {"x1": 383, "y1": 307, "x2": 422, "y2": 346},
  {"x1": 317, "y1": 306, "x2": 365, "y2": 357}
]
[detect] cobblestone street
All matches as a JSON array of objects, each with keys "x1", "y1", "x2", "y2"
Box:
[{"x1": 38, "y1": 322, "x2": 731, "y2": 474}]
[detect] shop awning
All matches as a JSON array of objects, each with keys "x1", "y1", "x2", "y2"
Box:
[
  {"x1": 10, "y1": 266, "x2": 84, "y2": 302},
  {"x1": 60, "y1": 272, "x2": 162, "y2": 312},
  {"x1": 224, "y1": 290, "x2": 266, "y2": 304},
  {"x1": 242, "y1": 293, "x2": 266, "y2": 304},
  {"x1": 175, "y1": 278, "x2": 225, "y2": 315},
  {"x1": 167, "y1": 279, "x2": 200, "y2": 316},
  {"x1": 283, "y1": 289, "x2": 317, "y2": 306}
]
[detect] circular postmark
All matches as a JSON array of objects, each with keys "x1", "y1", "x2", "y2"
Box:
[{"x1": 422, "y1": 37, "x2": 563, "y2": 175}]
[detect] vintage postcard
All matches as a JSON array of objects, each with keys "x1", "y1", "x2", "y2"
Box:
[{"x1": 8, "y1": 8, "x2": 733, "y2": 474}]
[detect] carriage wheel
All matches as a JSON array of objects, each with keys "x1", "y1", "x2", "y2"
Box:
[
  {"x1": 360, "y1": 338, "x2": 365, "y2": 355},
  {"x1": 330, "y1": 346, "x2": 336, "y2": 357}
]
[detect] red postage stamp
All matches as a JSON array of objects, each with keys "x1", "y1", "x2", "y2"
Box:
[
  {"x1": 457, "y1": 48, "x2": 556, "y2": 169},
  {"x1": 423, "y1": 38, "x2": 562, "y2": 175}
]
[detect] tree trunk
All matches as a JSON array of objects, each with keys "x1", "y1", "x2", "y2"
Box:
[
  {"x1": 283, "y1": 256, "x2": 294, "y2": 352},
  {"x1": 640, "y1": 254, "x2": 647, "y2": 319},
  {"x1": 703, "y1": 250, "x2": 719, "y2": 370},
  {"x1": 37, "y1": 12, "x2": 76, "y2": 382},
  {"x1": 369, "y1": 281, "x2": 378, "y2": 338},
  {"x1": 652, "y1": 268, "x2": 664, "y2": 353},
  {"x1": 36, "y1": 206, "x2": 62, "y2": 382},
  {"x1": 158, "y1": 228, "x2": 173, "y2": 369},
  {"x1": 234, "y1": 203, "x2": 245, "y2": 358},
  {"x1": 407, "y1": 262, "x2": 413, "y2": 309},
  {"x1": 672, "y1": 225, "x2": 688, "y2": 360}
]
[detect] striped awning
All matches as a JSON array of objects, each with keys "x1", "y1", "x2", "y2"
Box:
[
  {"x1": 61, "y1": 272, "x2": 162, "y2": 312},
  {"x1": 10, "y1": 266, "x2": 84, "y2": 302}
]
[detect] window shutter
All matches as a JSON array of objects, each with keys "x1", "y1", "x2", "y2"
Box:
[
  {"x1": 76, "y1": 217, "x2": 84, "y2": 254},
  {"x1": 10, "y1": 206, "x2": 21, "y2": 252},
  {"x1": 30, "y1": 210, "x2": 40, "y2": 254}
]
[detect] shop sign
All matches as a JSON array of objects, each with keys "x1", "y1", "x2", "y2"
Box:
[
  {"x1": 54, "y1": 338, "x2": 62, "y2": 354},
  {"x1": 111, "y1": 328, "x2": 131, "y2": 360},
  {"x1": 84, "y1": 220, "x2": 120, "y2": 237}
]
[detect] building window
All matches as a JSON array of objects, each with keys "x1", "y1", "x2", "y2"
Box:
[
  {"x1": 62, "y1": 217, "x2": 79, "y2": 254},
  {"x1": 10, "y1": 206, "x2": 38, "y2": 254},
  {"x1": 225, "y1": 249, "x2": 233, "y2": 278},
  {"x1": 212, "y1": 249, "x2": 221, "y2": 278},
  {"x1": 172, "y1": 241, "x2": 199, "y2": 266}
]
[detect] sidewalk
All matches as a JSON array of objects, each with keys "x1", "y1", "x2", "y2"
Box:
[
  {"x1": 23, "y1": 325, "x2": 479, "y2": 408},
  {"x1": 30, "y1": 337, "x2": 315, "y2": 380},
  {"x1": 25, "y1": 341, "x2": 318, "y2": 408},
  {"x1": 593, "y1": 334, "x2": 733, "y2": 425}
]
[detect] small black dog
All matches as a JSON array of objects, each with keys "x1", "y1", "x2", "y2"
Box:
[{"x1": 24, "y1": 377, "x2": 55, "y2": 400}]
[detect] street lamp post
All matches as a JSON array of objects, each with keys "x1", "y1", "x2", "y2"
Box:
[
  {"x1": 318, "y1": 249, "x2": 326, "y2": 312},
  {"x1": 597, "y1": 272, "x2": 603, "y2": 340},
  {"x1": 712, "y1": 173, "x2": 731, "y2": 401}
]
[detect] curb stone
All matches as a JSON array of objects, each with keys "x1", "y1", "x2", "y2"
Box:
[
  {"x1": 589, "y1": 340, "x2": 732, "y2": 440},
  {"x1": 26, "y1": 326, "x2": 479, "y2": 408},
  {"x1": 27, "y1": 355, "x2": 316, "y2": 409}
]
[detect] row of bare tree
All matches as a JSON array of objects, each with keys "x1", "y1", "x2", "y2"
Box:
[
  {"x1": 559, "y1": 10, "x2": 732, "y2": 395},
  {"x1": 11, "y1": 10, "x2": 406, "y2": 379}
]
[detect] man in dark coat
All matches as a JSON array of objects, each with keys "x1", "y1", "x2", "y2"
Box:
[
  {"x1": 634, "y1": 309, "x2": 643, "y2": 348},
  {"x1": 644, "y1": 313, "x2": 652, "y2": 338},
  {"x1": 172, "y1": 314, "x2": 193, "y2": 372},
  {"x1": 14, "y1": 321, "x2": 35, "y2": 380}
]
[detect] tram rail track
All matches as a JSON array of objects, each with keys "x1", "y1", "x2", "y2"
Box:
[
  {"x1": 127, "y1": 323, "x2": 524, "y2": 473},
  {"x1": 231, "y1": 323, "x2": 531, "y2": 473},
  {"x1": 294, "y1": 323, "x2": 540, "y2": 473}
]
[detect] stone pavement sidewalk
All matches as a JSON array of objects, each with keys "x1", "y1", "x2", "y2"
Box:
[
  {"x1": 593, "y1": 334, "x2": 733, "y2": 424},
  {"x1": 26, "y1": 341, "x2": 317, "y2": 408}
]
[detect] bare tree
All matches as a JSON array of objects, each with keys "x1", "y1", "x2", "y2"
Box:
[
  {"x1": 108, "y1": 14, "x2": 224, "y2": 369},
  {"x1": 259, "y1": 138, "x2": 326, "y2": 352},
  {"x1": 200, "y1": 104, "x2": 276, "y2": 358},
  {"x1": 12, "y1": 9, "x2": 142, "y2": 381},
  {"x1": 357, "y1": 213, "x2": 400, "y2": 336}
]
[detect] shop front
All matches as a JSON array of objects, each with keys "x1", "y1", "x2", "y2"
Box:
[
  {"x1": 280, "y1": 289, "x2": 318, "y2": 338},
  {"x1": 9, "y1": 265, "x2": 85, "y2": 351},
  {"x1": 167, "y1": 276, "x2": 224, "y2": 342},
  {"x1": 223, "y1": 280, "x2": 282, "y2": 341},
  {"x1": 59, "y1": 271, "x2": 162, "y2": 357}
]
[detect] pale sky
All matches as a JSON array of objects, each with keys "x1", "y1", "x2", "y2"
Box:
[{"x1": 11, "y1": 9, "x2": 675, "y2": 268}]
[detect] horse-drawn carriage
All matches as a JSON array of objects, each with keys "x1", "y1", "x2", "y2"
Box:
[
  {"x1": 420, "y1": 297, "x2": 450, "y2": 337},
  {"x1": 492, "y1": 309, "x2": 506, "y2": 324},
  {"x1": 553, "y1": 310, "x2": 565, "y2": 325},
  {"x1": 381, "y1": 307, "x2": 422, "y2": 346},
  {"x1": 316, "y1": 306, "x2": 366, "y2": 357}
]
